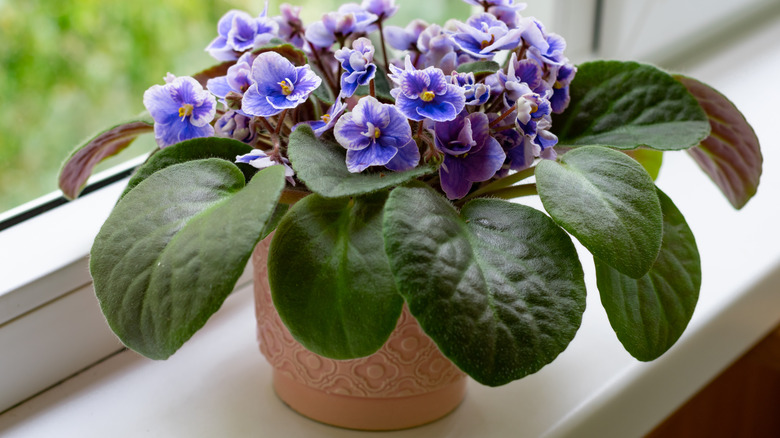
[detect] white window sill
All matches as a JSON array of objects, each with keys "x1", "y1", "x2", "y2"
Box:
[{"x1": 2, "y1": 9, "x2": 780, "y2": 438}]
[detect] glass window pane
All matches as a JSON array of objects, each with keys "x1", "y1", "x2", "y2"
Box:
[{"x1": 0, "y1": 0, "x2": 474, "y2": 214}]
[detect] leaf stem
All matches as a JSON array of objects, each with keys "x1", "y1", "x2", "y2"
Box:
[
  {"x1": 483, "y1": 183, "x2": 538, "y2": 200},
  {"x1": 279, "y1": 188, "x2": 310, "y2": 205},
  {"x1": 460, "y1": 166, "x2": 536, "y2": 202}
]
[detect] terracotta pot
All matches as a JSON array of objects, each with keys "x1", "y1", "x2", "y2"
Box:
[{"x1": 252, "y1": 236, "x2": 467, "y2": 431}]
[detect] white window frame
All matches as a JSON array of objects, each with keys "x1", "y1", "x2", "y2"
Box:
[
  {"x1": 0, "y1": 158, "x2": 139, "y2": 412},
  {"x1": 595, "y1": 0, "x2": 777, "y2": 64},
  {"x1": 0, "y1": 156, "x2": 257, "y2": 413}
]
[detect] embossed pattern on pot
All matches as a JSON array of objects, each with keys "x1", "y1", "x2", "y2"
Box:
[{"x1": 253, "y1": 236, "x2": 466, "y2": 398}]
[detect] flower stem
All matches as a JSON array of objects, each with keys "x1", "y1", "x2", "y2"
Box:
[
  {"x1": 307, "y1": 39, "x2": 339, "y2": 97},
  {"x1": 369, "y1": 78, "x2": 376, "y2": 98},
  {"x1": 489, "y1": 103, "x2": 517, "y2": 128},
  {"x1": 377, "y1": 18, "x2": 391, "y2": 74},
  {"x1": 275, "y1": 109, "x2": 288, "y2": 137},
  {"x1": 258, "y1": 116, "x2": 281, "y2": 158},
  {"x1": 257, "y1": 116, "x2": 275, "y2": 135}
]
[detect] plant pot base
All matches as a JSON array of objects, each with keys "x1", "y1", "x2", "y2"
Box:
[{"x1": 272, "y1": 369, "x2": 467, "y2": 431}]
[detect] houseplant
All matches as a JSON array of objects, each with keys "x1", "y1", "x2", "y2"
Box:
[{"x1": 59, "y1": 0, "x2": 762, "y2": 430}]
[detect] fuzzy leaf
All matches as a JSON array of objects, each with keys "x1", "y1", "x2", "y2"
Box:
[
  {"x1": 268, "y1": 192, "x2": 403, "y2": 359},
  {"x1": 595, "y1": 189, "x2": 700, "y2": 361},
  {"x1": 624, "y1": 149, "x2": 663, "y2": 181},
  {"x1": 90, "y1": 160, "x2": 285, "y2": 359},
  {"x1": 254, "y1": 39, "x2": 308, "y2": 66},
  {"x1": 536, "y1": 146, "x2": 662, "y2": 278},
  {"x1": 192, "y1": 62, "x2": 232, "y2": 88},
  {"x1": 674, "y1": 75, "x2": 762, "y2": 209},
  {"x1": 120, "y1": 137, "x2": 255, "y2": 200},
  {"x1": 59, "y1": 116, "x2": 153, "y2": 199},
  {"x1": 456, "y1": 60, "x2": 501, "y2": 80},
  {"x1": 553, "y1": 61, "x2": 710, "y2": 151},
  {"x1": 383, "y1": 185, "x2": 586, "y2": 386}
]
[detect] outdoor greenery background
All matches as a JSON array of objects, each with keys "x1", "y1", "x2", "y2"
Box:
[{"x1": 0, "y1": 0, "x2": 468, "y2": 213}]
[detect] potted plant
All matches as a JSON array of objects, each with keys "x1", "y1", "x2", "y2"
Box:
[{"x1": 59, "y1": 0, "x2": 762, "y2": 431}]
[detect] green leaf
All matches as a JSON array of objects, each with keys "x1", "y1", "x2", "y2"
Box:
[
  {"x1": 121, "y1": 137, "x2": 255, "y2": 200},
  {"x1": 268, "y1": 191, "x2": 403, "y2": 359},
  {"x1": 456, "y1": 60, "x2": 501, "y2": 80},
  {"x1": 595, "y1": 189, "x2": 700, "y2": 361},
  {"x1": 253, "y1": 39, "x2": 308, "y2": 66},
  {"x1": 383, "y1": 185, "x2": 586, "y2": 386},
  {"x1": 624, "y1": 149, "x2": 663, "y2": 181},
  {"x1": 674, "y1": 75, "x2": 763, "y2": 209},
  {"x1": 536, "y1": 146, "x2": 662, "y2": 278},
  {"x1": 312, "y1": 79, "x2": 335, "y2": 105},
  {"x1": 261, "y1": 204, "x2": 289, "y2": 241},
  {"x1": 287, "y1": 125, "x2": 435, "y2": 198},
  {"x1": 192, "y1": 62, "x2": 232, "y2": 88},
  {"x1": 90, "y1": 160, "x2": 286, "y2": 359},
  {"x1": 58, "y1": 115, "x2": 153, "y2": 199},
  {"x1": 553, "y1": 61, "x2": 710, "y2": 151}
]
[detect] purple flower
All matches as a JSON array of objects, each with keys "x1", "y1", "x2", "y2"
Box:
[
  {"x1": 451, "y1": 13, "x2": 523, "y2": 59},
  {"x1": 416, "y1": 24, "x2": 461, "y2": 72},
  {"x1": 305, "y1": 3, "x2": 378, "y2": 48},
  {"x1": 215, "y1": 111, "x2": 257, "y2": 144},
  {"x1": 206, "y1": 9, "x2": 279, "y2": 62},
  {"x1": 274, "y1": 4, "x2": 306, "y2": 48},
  {"x1": 549, "y1": 63, "x2": 576, "y2": 113},
  {"x1": 334, "y1": 38, "x2": 377, "y2": 98},
  {"x1": 451, "y1": 71, "x2": 491, "y2": 106},
  {"x1": 492, "y1": 123, "x2": 532, "y2": 171},
  {"x1": 384, "y1": 19, "x2": 428, "y2": 51},
  {"x1": 207, "y1": 52, "x2": 255, "y2": 111},
  {"x1": 143, "y1": 74, "x2": 216, "y2": 148},
  {"x1": 462, "y1": 0, "x2": 527, "y2": 28},
  {"x1": 242, "y1": 51, "x2": 322, "y2": 117},
  {"x1": 433, "y1": 112, "x2": 505, "y2": 199},
  {"x1": 499, "y1": 53, "x2": 548, "y2": 97},
  {"x1": 499, "y1": 53, "x2": 554, "y2": 126},
  {"x1": 236, "y1": 149, "x2": 296, "y2": 185},
  {"x1": 522, "y1": 18, "x2": 567, "y2": 67},
  {"x1": 389, "y1": 56, "x2": 466, "y2": 122},
  {"x1": 361, "y1": 0, "x2": 399, "y2": 19},
  {"x1": 334, "y1": 96, "x2": 419, "y2": 173},
  {"x1": 298, "y1": 99, "x2": 347, "y2": 137}
]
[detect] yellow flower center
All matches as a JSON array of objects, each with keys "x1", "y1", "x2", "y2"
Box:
[
  {"x1": 279, "y1": 79, "x2": 293, "y2": 96},
  {"x1": 554, "y1": 80, "x2": 564, "y2": 89},
  {"x1": 178, "y1": 103, "x2": 194, "y2": 118},
  {"x1": 421, "y1": 91, "x2": 435, "y2": 102},
  {"x1": 480, "y1": 35, "x2": 496, "y2": 49},
  {"x1": 374, "y1": 127, "x2": 381, "y2": 138},
  {"x1": 321, "y1": 114, "x2": 331, "y2": 123}
]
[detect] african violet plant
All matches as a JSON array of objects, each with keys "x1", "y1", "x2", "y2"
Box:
[{"x1": 60, "y1": 0, "x2": 762, "y2": 386}]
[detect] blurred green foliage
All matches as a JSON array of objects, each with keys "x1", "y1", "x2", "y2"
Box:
[{"x1": 0, "y1": 0, "x2": 468, "y2": 213}]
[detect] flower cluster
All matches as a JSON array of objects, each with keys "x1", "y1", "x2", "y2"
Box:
[{"x1": 142, "y1": 0, "x2": 576, "y2": 199}]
